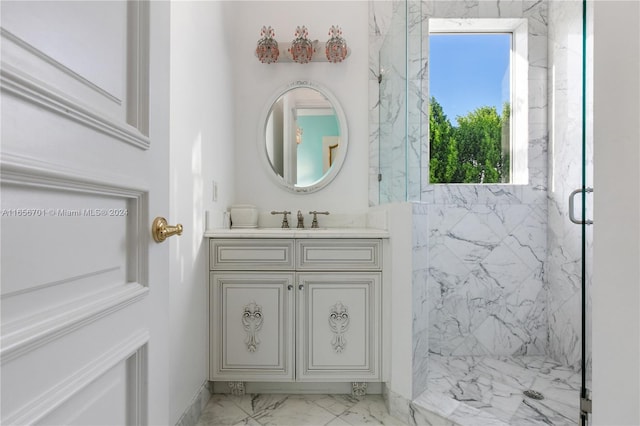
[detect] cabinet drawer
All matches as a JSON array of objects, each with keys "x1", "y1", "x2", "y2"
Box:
[
  {"x1": 296, "y1": 239, "x2": 382, "y2": 271},
  {"x1": 211, "y1": 239, "x2": 295, "y2": 270}
]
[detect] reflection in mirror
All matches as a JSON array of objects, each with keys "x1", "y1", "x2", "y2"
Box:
[{"x1": 262, "y1": 81, "x2": 347, "y2": 193}]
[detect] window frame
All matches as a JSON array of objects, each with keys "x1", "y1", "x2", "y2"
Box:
[{"x1": 429, "y1": 18, "x2": 529, "y2": 184}]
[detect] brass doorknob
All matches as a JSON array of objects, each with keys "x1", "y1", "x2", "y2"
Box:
[{"x1": 152, "y1": 217, "x2": 183, "y2": 243}]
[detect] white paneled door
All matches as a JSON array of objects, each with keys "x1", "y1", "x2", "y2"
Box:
[{"x1": 1, "y1": 1, "x2": 171, "y2": 424}]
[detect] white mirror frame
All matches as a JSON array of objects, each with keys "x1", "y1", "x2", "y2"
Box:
[{"x1": 258, "y1": 80, "x2": 349, "y2": 194}]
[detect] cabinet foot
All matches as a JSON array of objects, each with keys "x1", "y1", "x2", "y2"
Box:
[
  {"x1": 228, "y1": 381, "x2": 246, "y2": 396},
  {"x1": 352, "y1": 382, "x2": 367, "y2": 397}
]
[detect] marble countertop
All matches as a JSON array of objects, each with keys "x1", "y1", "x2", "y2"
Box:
[{"x1": 204, "y1": 227, "x2": 389, "y2": 239}]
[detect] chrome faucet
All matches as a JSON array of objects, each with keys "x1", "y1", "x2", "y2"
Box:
[
  {"x1": 271, "y1": 210, "x2": 291, "y2": 228},
  {"x1": 296, "y1": 210, "x2": 305, "y2": 228},
  {"x1": 309, "y1": 211, "x2": 330, "y2": 228}
]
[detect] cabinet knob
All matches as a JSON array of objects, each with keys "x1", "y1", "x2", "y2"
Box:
[
  {"x1": 298, "y1": 284, "x2": 304, "y2": 290},
  {"x1": 288, "y1": 284, "x2": 293, "y2": 291}
]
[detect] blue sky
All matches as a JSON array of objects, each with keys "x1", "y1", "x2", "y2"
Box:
[{"x1": 429, "y1": 33, "x2": 511, "y2": 122}]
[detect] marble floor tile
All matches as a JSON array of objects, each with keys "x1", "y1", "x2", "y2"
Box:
[
  {"x1": 409, "y1": 400, "x2": 457, "y2": 426},
  {"x1": 251, "y1": 397, "x2": 337, "y2": 426},
  {"x1": 414, "y1": 355, "x2": 581, "y2": 426},
  {"x1": 325, "y1": 417, "x2": 353, "y2": 426},
  {"x1": 338, "y1": 395, "x2": 406, "y2": 425},
  {"x1": 195, "y1": 394, "x2": 405, "y2": 426},
  {"x1": 312, "y1": 394, "x2": 361, "y2": 416},
  {"x1": 412, "y1": 390, "x2": 460, "y2": 418},
  {"x1": 509, "y1": 399, "x2": 579, "y2": 426},
  {"x1": 451, "y1": 375, "x2": 527, "y2": 422},
  {"x1": 195, "y1": 395, "x2": 253, "y2": 426},
  {"x1": 448, "y1": 403, "x2": 510, "y2": 426},
  {"x1": 197, "y1": 356, "x2": 581, "y2": 426},
  {"x1": 231, "y1": 418, "x2": 261, "y2": 426},
  {"x1": 227, "y1": 394, "x2": 291, "y2": 418}
]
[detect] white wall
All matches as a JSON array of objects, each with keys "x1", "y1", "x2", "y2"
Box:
[
  {"x1": 592, "y1": 1, "x2": 640, "y2": 424},
  {"x1": 226, "y1": 1, "x2": 370, "y2": 214},
  {"x1": 169, "y1": 2, "x2": 235, "y2": 424}
]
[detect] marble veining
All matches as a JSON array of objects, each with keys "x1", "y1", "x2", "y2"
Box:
[
  {"x1": 427, "y1": 201, "x2": 548, "y2": 357},
  {"x1": 195, "y1": 362, "x2": 580, "y2": 425},
  {"x1": 370, "y1": 0, "x2": 550, "y2": 359},
  {"x1": 410, "y1": 355, "x2": 581, "y2": 426},
  {"x1": 195, "y1": 393, "x2": 405, "y2": 426}
]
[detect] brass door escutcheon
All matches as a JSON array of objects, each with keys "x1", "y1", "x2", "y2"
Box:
[{"x1": 152, "y1": 217, "x2": 183, "y2": 243}]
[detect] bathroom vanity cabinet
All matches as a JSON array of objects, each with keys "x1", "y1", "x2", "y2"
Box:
[{"x1": 209, "y1": 237, "x2": 382, "y2": 384}]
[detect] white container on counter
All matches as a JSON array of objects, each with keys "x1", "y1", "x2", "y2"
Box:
[{"x1": 230, "y1": 204, "x2": 259, "y2": 228}]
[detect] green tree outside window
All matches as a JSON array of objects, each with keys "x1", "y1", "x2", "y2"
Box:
[{"x1": 429, "y1": 97, "x2": 510, "y2": 184}]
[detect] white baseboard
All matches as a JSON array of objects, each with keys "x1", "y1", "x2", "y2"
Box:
[{"x1": 175, "y1": 381, "x2": 212, "y2": 426}]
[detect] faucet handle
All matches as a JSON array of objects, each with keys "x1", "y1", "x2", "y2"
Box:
[
  {"x1": 271, "y1": 210, "x2": 291, "y2": 228},
  {"x1": 308, "y1": 211, "x2": 330, "y2": 229}
]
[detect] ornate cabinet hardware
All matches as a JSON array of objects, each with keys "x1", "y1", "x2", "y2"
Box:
[
  {"x1": 242, "y1": 302, "x2": 263, "y2": 352},
  {"x1": 329, "y1": 301, "x2": 350, "y2": 353}
]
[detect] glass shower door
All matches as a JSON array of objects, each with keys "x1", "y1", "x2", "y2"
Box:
[
  {"x1": 548, "y1": 0, "x2": 592, "y2": 423},
  {"x1": 378, "y1": 0, "x2": 407, "y2": 204},
  {"x1": 563, "y1": 0, "x2": 594, "y2": 422},
  {"x1": 580, "y1": 0, "x2": 593, "y2": 423}
]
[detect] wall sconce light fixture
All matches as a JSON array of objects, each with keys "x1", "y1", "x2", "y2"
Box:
[
  {"x1": 255, "y1": 25, "x2": 349, "y2": 64},
  {"x1": 325, "y1": 25, "x2": 348, "y2": 63},
  {"x1": 256, "y1": 26, "x2": 279, "y2": 64},
  {"x1": 289, "y1": 26, "x2": 315, "y2": 64}
]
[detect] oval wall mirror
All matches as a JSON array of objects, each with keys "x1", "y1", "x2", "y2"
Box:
[{"x1": 259, "y1": 80, "x2": 348, "y2": 193}]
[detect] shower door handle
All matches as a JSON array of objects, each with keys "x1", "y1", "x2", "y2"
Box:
[{"x1": 569, "y1": 187, "x2": 594, "y2": 225}]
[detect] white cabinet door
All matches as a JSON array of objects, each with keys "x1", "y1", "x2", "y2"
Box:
[
  {"x1": 210, "y1": 272, "x2": 294, "y2": 381},
  {"x1": 297, "y1": 272, "x2": 381, "y2": 381}
]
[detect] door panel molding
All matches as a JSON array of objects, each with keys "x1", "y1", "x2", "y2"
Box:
[
  {"x1": 0, "y1": 64, "x2": 150, "y2": 149},
  {"x1": 0, "y1": 0, "x2": 151, "y2": 147},
  {"x1": 1, "y1": 28, "x2": 121, "y2": 104},
  {"x1": 125, "y1": 0, "x2": 150, "y2": 136},
  {"x1": 0, "y1": 152, "x2": 148, "y2": 196},
  {"x1": 2, "y1": 330, "x2": 148, "y2": 425},
  {"x1": 2, "y1": 266, "x2": 122, "y2": 300},
  {"x1": 1, "y1": 157, "x2": 150, "y2": 363},
  {"x1": 1, "y1": 284, "x2": 148, "y2": 364}
]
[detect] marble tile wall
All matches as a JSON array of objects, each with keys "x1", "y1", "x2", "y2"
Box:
[
  {"x1": 427, "y1": 201, "x2": 548, "y2": 356},
  {"x1": 412, "y1": 203, "x2": 430, "y2": 396},
  {"x1": 369, "y1": 0, "x2": 551, "y2": 358}
]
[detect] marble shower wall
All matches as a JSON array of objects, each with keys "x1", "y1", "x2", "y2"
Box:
[
  {"x1": 547, "y1": 0, "x2": 592, "y2": 371},
  {"x1": 370, "y1": 0, "x2": 551, "y2": 357},
  {"x1": 412, "y1": 203, "x2": 429, "y2": 397},
  {"x1": 427, "y1": 199, "x2": 548, "y2": 356},
  {"x1": 425, "y1": 0, "x2": 549, "y2": 357}
]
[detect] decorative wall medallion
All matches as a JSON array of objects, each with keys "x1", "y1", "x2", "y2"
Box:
[
  {"x1": 325, "y1": 25, "x2": 348, "y2": 63},
  {"x1": 242, "y1": 302, "x2": 263, "y2": 352},
  {"x1": 328, "y1": 301, "x2": 350, "y2": 353},
  {"x1": 256, "y1": 26, "x2": 279, "y2": 64},
  {"x1": 289, "y1": 25, "x2": 315, "y2": 64}
]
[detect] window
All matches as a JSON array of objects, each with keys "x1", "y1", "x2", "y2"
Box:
[{"x1": 428, "y1": 19, "x2": 528, "y2": 184}]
